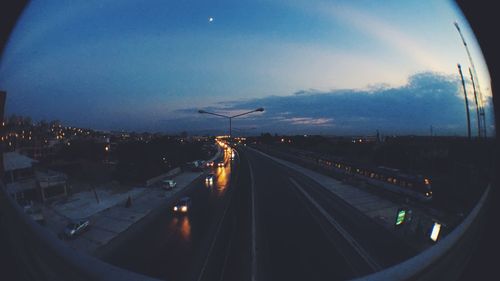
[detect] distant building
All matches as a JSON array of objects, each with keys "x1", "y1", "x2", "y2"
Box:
[
  {"x1": 35, "y1": 170, "x2": 68, "y2": 202},
  {"x1": 18, "y1": 139, "x2": 59, "y2": 160},
  {"x1": 350, "y1": 136, "x2": 378, "y2": 143},
  {"x1": 3, "y1": 151, "x2": 68, "y2": 203},
  {"x1": 3, "y1": 151, "x2": 38, "y2": 204}
]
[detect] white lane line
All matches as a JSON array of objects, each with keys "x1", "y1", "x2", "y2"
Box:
[
  {"x1": 288, "y1": 177, "x2": 382, "y2": 272},
  {"x1": 218, "y1": 233, "x2": 233, "y2": 281},
  {"x1": 197, "y1": 170, "x2": 236, "y2": 281},
  {"x1": 247, "y1": 155, "x2": 257, "y2": 281},
  {"x1": 216, "y1": 148, "x2": 241, "y2": 281}
]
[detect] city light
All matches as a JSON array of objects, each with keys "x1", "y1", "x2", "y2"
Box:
[
  {"x1": 430, "y1": 222, "x2": 442, "y2": 242},
  {"x1": 395, "y1": 209, "x2": 407, "y2": 226}
]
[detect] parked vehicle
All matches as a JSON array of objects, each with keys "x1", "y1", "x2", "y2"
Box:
[
  {"x1": 187, "y1": 160, "x2": 205, "y2": 171},
  {"x1": 64, "y1": 219, "x2": 90, "y2": 238},
  {"x1": 161, "y1": 179, "x2": 177, "y2": 190}
]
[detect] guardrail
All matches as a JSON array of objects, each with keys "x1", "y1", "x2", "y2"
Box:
[{"x1": 0, "y1": 180, "x2": 162, "y2": 281}]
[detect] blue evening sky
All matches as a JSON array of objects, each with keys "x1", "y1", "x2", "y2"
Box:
[{"x1": 0, "y1": 0, "x2": 494, "y2": 135}]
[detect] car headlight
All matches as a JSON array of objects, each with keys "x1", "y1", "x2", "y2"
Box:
[
  {"x1": 173, "y1": 206, "x2": 178, "y2": 211},
  {"x1": 181, "y1": 206, "x2": 188, "y2": 212}
]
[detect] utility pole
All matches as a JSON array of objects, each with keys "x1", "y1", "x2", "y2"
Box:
[
  {"x1": 0, "y1": 91, "x2": 5, "y2": 175},
  {"x1": 469, "y1": 67, "x2": 481, "y2": 138},
  {"x1": 455, "y1": 21, "x2": 487, "y2": 138},
  {"x1": 458, "y1": 64, "x2": 471, "y2": 139},
  {"x1": 92, "y1": 186, "x2": 100, "y2": 204}
]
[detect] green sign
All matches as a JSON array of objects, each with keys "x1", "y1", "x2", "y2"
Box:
[{"x1": 395, "y1": 209, "x2": 406, "y2": 226}]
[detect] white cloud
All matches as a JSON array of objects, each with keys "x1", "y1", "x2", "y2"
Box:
[{"x1": 285, "y1": 117, "x2": 334, "y2": 126}]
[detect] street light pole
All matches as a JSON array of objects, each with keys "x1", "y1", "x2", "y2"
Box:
[{"x1": 198, "y1": 107, "x2": 264, "y2": 138}]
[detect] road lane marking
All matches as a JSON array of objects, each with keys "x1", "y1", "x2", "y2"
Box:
[
  {"x1": 288, "y1": 177, "x2": 382, "y2": 272},
  {"x1": 218, "y1": 232, "x2": 233, "y2": 281},
  {"x1": 247, "y1": 154, "x2": 258, "y2": 281},
  {"x1": 197, "y1": 196, "x2": 232, "y2": 281},
  {"x1": 217, "y1": 148, "x2": 241, "y2": 281},
  {"x1": 197, "y1": 150, "x2": 238, "y2": 281}
]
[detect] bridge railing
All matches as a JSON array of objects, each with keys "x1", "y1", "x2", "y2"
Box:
[
  {"x1": 0, "y1": 180, "x2": 162, "y2": 281},
  {"x1": 352, "y1": 184, "x2": 490, "y2": 281}
]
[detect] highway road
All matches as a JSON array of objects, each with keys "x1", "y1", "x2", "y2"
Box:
[
  {"x1": 243, "y1": 146, "x2": 417, "y2": 281},
  {"x1": 100, "y1": 149, "x2": 237, "y2": 281},
  {"x1": 100, "y1": 145, "x2": 417, "y2": 281}
]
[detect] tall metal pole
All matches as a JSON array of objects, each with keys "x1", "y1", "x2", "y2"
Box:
[
  {"x1": 198, "y1": 108, "x2": 263, "y2": 139},
  {"x1": 469, "y1": 67, "x2": 481, "y2": 138},
  {"x1": 458, "y1": 64, "x2": 471, "y2": 139},
  {"x1": 454, "y1": 21, "x2": 486, "y2": 137},
  {"x1": 0, "y1": 91, "x2": 5, "y2": 175}
]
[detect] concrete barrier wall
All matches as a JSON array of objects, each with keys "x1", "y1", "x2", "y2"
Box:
[
  {"x1": 0, "y1": 181, "x2": 162, "y2": 281},
  {"x1": 145, "y1": 167, "x2": 181, "y2": 187}
]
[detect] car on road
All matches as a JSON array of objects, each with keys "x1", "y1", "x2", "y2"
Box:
[
  {"x1": 205, "y1": 173, "x2": 215, "y2": 185},
  {"x1": 187, "y1": 160, "x2": 204, "y2": 171},
  {"x1": 161, "y1": 179, "x2": 177, "y2": 190},
  {"x1": 64, "y1": 219, "x2": 90, "y2": 238},
  {"x1": 172, "y1": 197, "x2": 192, "y2": 214},
  {"x1": 206, "y1": 161, "x2": 214, "y2": 167},
  {"x1": 217, "y1": 161, "x2": 225, "y2": 168}
]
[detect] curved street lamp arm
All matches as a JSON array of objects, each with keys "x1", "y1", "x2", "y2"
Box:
[
  {"x1": 198, "y1": 110, "x2": 230, "y2": 119},
  {"x1": 231, "y1": 108, "x2": 264, "y2": 118}
]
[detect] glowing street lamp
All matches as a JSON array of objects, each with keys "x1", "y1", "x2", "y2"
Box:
[{"x1": 198, "y1": 107, "x2": 264, "y2": 138}]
